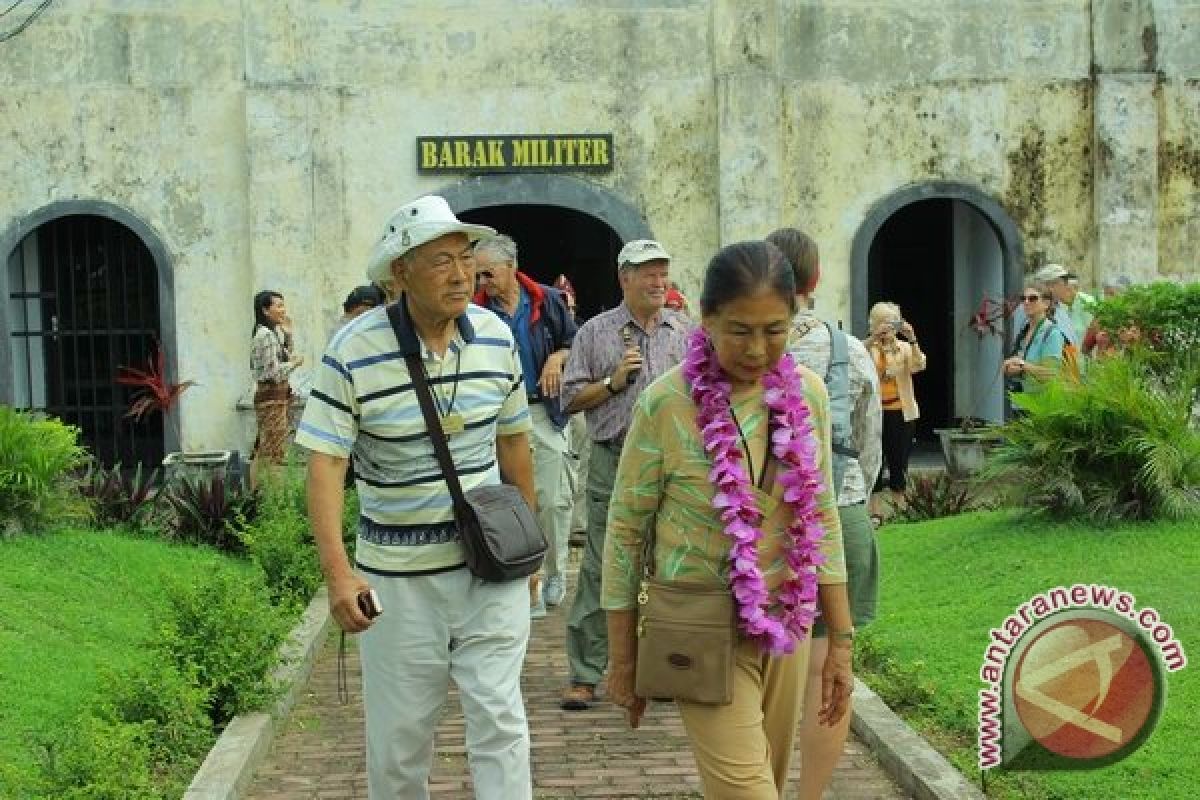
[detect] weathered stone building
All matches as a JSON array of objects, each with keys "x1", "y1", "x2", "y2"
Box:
[{"x1": 2, "y1": 0, "x2": 1197, "y2": 465}]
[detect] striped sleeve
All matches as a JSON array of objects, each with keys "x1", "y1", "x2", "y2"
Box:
[
  {"x1": 496, "y1": 338, "x2": 532, "y2": 435},
  {"x1": 296, "y1": 348, "x2": 359, "y2": 458}
]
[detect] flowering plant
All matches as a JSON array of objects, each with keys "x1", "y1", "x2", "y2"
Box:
[
  {"x1": 968, "y1": 295, "x2": 1019, "y2": 339},
  {"x1": 682, "y1": 328, "x2": 826, "y2": 655},
  {"x1": 116, "y1": 343, "x2": 195, "y2": 444}
]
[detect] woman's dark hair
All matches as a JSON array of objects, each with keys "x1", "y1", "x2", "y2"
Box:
[
  {"x1": 765, "y1": 228, "x2": 819, "y2": 294},
  {"x1": 698, "y1": 241, "x2": 796, "y2": 317},
  {"x1": 253, "y1": 290, "x2": 283, "y2": 335}
]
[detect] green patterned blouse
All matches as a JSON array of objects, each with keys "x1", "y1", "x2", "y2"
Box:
[{"x1": 601, "y1": 365, "x2": 847, "y2": 612}]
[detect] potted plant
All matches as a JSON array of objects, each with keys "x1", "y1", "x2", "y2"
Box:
[
  {"x1": 933, "y1": 295, "x2": 1016, "y2": 477},
  {"x1": 116, "y1": 344, "x2": 232, "y2": 485}
]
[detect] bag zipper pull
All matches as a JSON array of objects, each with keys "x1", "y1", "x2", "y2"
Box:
[{"x1": 637, "y1": 580, "x2": 649, "y2": 606}]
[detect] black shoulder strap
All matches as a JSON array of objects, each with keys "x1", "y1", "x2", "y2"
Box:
[{"x1": 385, "y1": 303, "x2": 470, "y2": 516}]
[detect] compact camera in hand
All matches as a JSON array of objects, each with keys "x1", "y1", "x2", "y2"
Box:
[{"x1": 357, "y1": 588, "x2": 383, "y2": 619}]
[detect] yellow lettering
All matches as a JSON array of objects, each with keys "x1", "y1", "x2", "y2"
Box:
[
  {"x1": 488, "y1": 139, "x2": 506, "y2": 167},
  {"x1": 512, "y1": 138, "x2": 532, "y2": 166},
  {"x1": 578, "y1": 138, "x2": 592, "y2": 165},
  {"x1": 473, "y1": 139, "x2": 490, "y2": 167},
  {"x1": 421, "y1": 141, "x2": 438, "y2": 169},
  {"x1": 592, "y1": 137, "x2": 609, "y2": 166},
  {"x1": 554, "y1": 138, "x2": 567, "y2": 166},
  {"x1": 561, "y1": 138, "x2": 576, "y2": 166},
  {"x1": 438, "y1": 141, "x2": 456, "y2": 168},
  {"x1": 537, "y1": 138, "x2": 550, "y2": 165},
  {"x1": 455, "y1": 141, "x2": 471, "y2": 168}
]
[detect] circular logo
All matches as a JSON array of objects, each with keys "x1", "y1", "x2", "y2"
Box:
[{"x1": 1013, "y1": 617, "x2": 1162, "y2": 763}]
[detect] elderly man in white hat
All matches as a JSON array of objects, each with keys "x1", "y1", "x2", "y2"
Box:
[
  {"x1": 297, "y1": 195, "x2": 539, "y2": 799},
  {"x1": 556, "y1": 238, "x2": 691, "y2": 711}
]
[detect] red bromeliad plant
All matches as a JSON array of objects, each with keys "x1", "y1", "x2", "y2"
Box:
[
  {"x1": 116, "y1": 344, "x2": 195, "y2": 445},
  {"x1": 968, "y1": 295, "x2": 1019, "y2": 339}
]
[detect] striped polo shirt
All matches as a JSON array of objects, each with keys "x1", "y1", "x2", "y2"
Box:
[{"x1": 296, "y1": 298, "x2": 531, "y2": 575}]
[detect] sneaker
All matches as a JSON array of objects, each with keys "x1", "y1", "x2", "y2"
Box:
[
  {"x1": 530, "y1": 597, "x2": 548, "y2": 619},
  {"x1": 543, "y1": 575, "x2": 566, "y2": 607}
]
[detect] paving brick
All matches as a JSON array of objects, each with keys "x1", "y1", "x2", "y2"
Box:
[{"x1": 245, "y1": 564, "x2": 911, "y2": 799}]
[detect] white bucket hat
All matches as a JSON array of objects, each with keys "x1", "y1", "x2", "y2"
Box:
[{"x1": 366, "y1": 195, "x2": 495, "y2": 283}]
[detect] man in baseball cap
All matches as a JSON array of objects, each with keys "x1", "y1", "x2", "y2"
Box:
[
  {"x1": 1030, "y1": 263, "x2": 1082, "y2": 345},
  {"x1": 298, "y1": 195, "x2": 539, "y2": 798},
  {"x1": 556, "y1": 238, "x2": 691, "y2": 710}
]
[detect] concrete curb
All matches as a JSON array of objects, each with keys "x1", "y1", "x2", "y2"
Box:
[
  {"x1": 184, "y1": 588, "x2": 332, "y2": 800},
  {"x1": 851, "y1": 677, "x2": 986, "y2": 800}
]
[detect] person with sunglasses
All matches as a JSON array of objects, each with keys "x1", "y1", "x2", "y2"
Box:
[{"x1": 1003, "y1": 286, "x2": 1069, "y2": 394}]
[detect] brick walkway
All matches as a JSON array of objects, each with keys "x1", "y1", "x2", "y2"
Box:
[{"x1": 247, "y1": 573, "x2": 911, "y2": 800}]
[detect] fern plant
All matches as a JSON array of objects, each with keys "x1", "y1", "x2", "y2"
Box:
[{"x1": 988, "y1": 355, "x2": 1200, "y2": 523}]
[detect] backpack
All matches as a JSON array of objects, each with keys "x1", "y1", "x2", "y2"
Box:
[{"x1": 822, "y1": 323, "x2": 859, "y2": 495}]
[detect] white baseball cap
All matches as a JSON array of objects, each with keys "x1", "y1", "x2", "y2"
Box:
[
  {"x1": 1033, "y1": 263, "x2": 1070, "y2": 284},
  {"x1": 366, "y1": 195, "x2": 495, "y2": 283},
  {"x1": 617, "y1": 239, "x2": 671, "y2": 268}
]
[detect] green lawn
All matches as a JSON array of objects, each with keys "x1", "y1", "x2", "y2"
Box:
[
  {"x1": 0, "y1": 529, "x2": 258, "y2": 778},
  {"x1": 865, "y1": 510, "x2": 1198, "y2": 799}
]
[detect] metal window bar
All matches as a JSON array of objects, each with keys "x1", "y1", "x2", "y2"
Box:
[{"x1": 5, "y1": 216, "x2": 163, "y2": 469}]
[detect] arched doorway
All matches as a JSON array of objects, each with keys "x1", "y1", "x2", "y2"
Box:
[
  {"x1": 439, "y1": 175, "x2": 652, "y2": 321},
  {"x1": 851, "y1": 183, "x2": 1023, "y2": 440},
  {"x1": 1, "y1": 202, "x2": 175, "y2": 467}
]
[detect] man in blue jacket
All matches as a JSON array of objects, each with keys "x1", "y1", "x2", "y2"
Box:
[{"x1": 474, "y1": 234, "x2": 578, "y2": 617}]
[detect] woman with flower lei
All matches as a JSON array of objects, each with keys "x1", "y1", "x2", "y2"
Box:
[{"x1": 601, "y1": 241, "x2": 853, "y2": 798}]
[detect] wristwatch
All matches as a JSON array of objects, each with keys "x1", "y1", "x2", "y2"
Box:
[
  {"x1": 603, "y1": 375, "x2": 620, "y2": 395},
  {"x1": 830, "y1": 628, "x2": 856, "y2": 646}
]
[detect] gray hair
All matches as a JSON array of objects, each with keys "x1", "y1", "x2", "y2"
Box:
[{"x1": 474, "y1": 234, "x2": 519, "y2": 267}]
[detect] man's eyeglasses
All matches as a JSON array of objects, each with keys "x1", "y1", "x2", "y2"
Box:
[{"x1": 1021, "y1": 294, "x2": 1048, "y2": 303}]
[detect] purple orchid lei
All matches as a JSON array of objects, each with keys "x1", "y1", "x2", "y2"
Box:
[{"x1": 682, "y1": 327, "x2": 827, "y2": 655}]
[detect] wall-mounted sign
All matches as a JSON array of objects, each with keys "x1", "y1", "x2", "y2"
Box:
[{"x1": 417, "y1": 134, "x2": 614, "y2": 174}]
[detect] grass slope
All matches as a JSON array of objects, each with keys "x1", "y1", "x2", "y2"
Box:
[
  {"x1": 867, "y1": 510, "x2": 1199, "y2": 799},
  {"x1": 0, "y1": 529, "x2": 257, "y2": 776}
]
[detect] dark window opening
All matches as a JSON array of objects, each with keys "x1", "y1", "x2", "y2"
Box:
[
  {"x1": 459, "y1": 204, "x2": 624, "y2": 321},
  {"x1": 7, "y1": 215, "x2": 163, "y2": 468}
]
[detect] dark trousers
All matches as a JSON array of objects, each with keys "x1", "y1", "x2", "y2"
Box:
[{"x1": 880, "y1": 410, "x2": 914, "y2": 492}]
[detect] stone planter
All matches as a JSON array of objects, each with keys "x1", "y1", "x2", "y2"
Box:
[
  {"x1": 934, "y1": 428, "x2": 1003, "y2": 479},
  {"x1": 162, "y1": 449, "x2": 233, "y2": 488}
]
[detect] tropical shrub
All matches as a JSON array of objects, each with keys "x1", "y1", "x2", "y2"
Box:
[
  {"x1": 0, "y1": 407, "x2": 89, "y2": 536},
  {"x1": 163, "y1": 472, "x2": 259, "y2": 552},
  {"x1": 154, "y1": 570, "x2": 290, "y2": 727},
  {"x1": 34, "y1": 716, "x2": 162, "y2": 800},
  {"x1": 1089, "y1": 280, "x2": 1200, "y2": 382},
  {"x1": 900, "y1": 473, "x2": 978, "y2": 521},
  {"x1": 79, "y1": 461, "x2": 161, "y2": 528},
  {"x1": 239, "y1": 471, "x2": 322, "y2": 607},
  {"x1": 990, "y1": 355, "x2": 1200, "y2": 523}
]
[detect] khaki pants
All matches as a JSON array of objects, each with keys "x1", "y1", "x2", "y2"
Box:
[
  {"x1": 565, "y1": 441, "x2": 618, "y2": 686},
  {"x1": 567, "y1": 414, "x2": 590, "y2": 533},
  {"x1": 529, "y1": 404, "x2": 573, "y2": 581},
  {"x1": 677, "y1": 637, "x2": 812, "y2": 799}
]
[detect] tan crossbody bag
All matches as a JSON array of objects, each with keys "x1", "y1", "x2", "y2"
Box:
[{"x1": 634, "y1": 515, "x2": 737, "y2": 705}]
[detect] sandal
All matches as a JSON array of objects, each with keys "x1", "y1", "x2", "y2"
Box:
[{"x1": 560, "y1": 684, "x2": 595, "y2": 711}]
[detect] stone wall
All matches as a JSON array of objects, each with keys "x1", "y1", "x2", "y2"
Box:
[{"x1": 1, "y1": 0, "x2": 1196, "y2": 451}]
